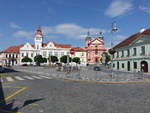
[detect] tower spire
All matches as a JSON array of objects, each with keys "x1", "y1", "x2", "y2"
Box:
[{"x1": 36, "y1": 25, "x2": 42, "y2": 35}]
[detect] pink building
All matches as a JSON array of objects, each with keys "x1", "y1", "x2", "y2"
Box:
[{"x1": 85, "y1": 32, "x2": 106, "y2": 64}]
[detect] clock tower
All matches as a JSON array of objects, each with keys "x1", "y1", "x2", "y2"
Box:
[{"x1": 34, "y1": 25, "x2": 43, "y2": 50}]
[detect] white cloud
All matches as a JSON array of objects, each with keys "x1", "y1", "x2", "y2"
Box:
[
  {"x1": 9, "y1": 23, "x2": 22, "y2": 29},
  {"x1": 139, "y1": 5, "x2": 150, "y2": 13},
  {"x1": 13, "y1": 24, "x2": 108, "y2": 40},
  {"x1": 105, "y1": 0, "x2": 133, "y2": 17},
  {"x1": 115, "y1": 34, "x2": 126, "y2": 39},
  {"x1": 42, "y1": 24, "x2": 107, "y2": 39},
  {"x1": 13, "y1": 30, "x2": 34, "y2": 39}
]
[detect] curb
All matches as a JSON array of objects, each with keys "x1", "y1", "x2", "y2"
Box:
[{"x1": 64, "y1": 78, "x2": 150, "y2": 84}]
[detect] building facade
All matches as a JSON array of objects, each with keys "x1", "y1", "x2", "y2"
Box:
[
  {"x1": 85, "y1": 32, "x2": 106, "y2": 64},
  {"x1": 112, "y1": 29, "x2": 150, "y2": 73},
  {"x1": 71, "y1": 47, "x2": 87, "y2": 65},
  {"x1": 0, "y1": 25, "x2": 87, "y2": 66}
]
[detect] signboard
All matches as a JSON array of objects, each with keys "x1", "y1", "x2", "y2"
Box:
[{"x1": 70, "y1": 48, "x2": 75, "y2": 55}]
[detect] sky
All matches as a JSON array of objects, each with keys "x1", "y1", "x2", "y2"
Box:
[{"x1": 0, "y1": 0, "x2": 150, "y2": 50}]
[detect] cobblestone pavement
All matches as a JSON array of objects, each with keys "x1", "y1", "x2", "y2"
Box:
[
  {"x1": 11, "y1": 65, "x2": 150, "y2": 82},
  {"x1": 1, "y1": 71, "x2": 150, "y2": 113}
]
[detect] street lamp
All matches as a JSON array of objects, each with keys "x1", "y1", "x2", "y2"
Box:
[{"x1": 109, "y1": 21, "x2": 118, "y2": 80}]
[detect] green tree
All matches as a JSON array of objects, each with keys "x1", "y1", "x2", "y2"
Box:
[
  {"x1": 21, "y1": 56, "x2": 32, "y2": 63},
  {"x1": 34, "y1": 55, "x2": 44, "y2": 66},
  {"x1": 60, "y1": 55, "x2": 71, "y2": 63},
  {"x1": 48, "y1": 56, "x2": 58, "y2": 63},
  {"x1": 42, "y1": 58, "x2": 47, "y2": 63},
  {"x1": 103, "y1": 52, "x2": 111, "y2": 64},
  {"x1": 72, "y1": 57, "x2": 80, "y2": 64}
]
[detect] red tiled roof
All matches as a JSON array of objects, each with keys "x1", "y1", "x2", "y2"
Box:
[
  {"x1": 42, "y1": 42, "x2": 71, "y2": 48},
  {"x1": 54, "y1": 42, "x2": 71, "y2": 48},
  {"x1": 2, "y1": 44, "x2": 24, "y2": 53},
  {"x1": 113, "y1": 28, "x2": 150, "y2": 49},
  {"x1": 72, "y1": 47, "x2": 86, "y2": 52}
]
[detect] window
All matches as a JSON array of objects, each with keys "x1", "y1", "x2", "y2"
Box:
[
  {"x1": 113, "y1": 63, "x2": 115, "y2": 67},
  {"x1": 134, "y1": 62, "x2": 137, "y2": 69},
  {"x1": 12, "y1": 54, "x2": 14, "y2": 58},
  {"x1": 54, "y1": 52, "x2": 58, "y2": 57},
  {"x1": 113, "y1": 54, "x2": 114, "y2": 58},
  {"x1": 26, "y1": 53, "x2": 28, "y2": 57},
  {"x1": 31, "y1": 53, "x2": 33, "y2": 57},
  {"x1": 81, "y1": 52, "x2": 84, "y2": 56},
  {"x1": 122, "y1": 63, "x2": 124, "y2": 68},
  {"x1": 133, "y1": 48, "x2": 136, "y2": 56},
  {"x1": 141, "y1": 46, "x2": 145, "y2": 55},
  {"x1": 49, "y1": 52, "x2": 52, "y2": 56},
  {"x1": 117, "y1": 52, "x2": 119, "y2": 58},
  {"x1": 61, "y1": 52, "x2": 64, "y2": 56},
  {"x1": 121, "y1": 50, "x2": 124, "y2": 57},
  {"x1": 95, "y1": 50, "x2": 98, "y2": 55},
  {"x1": 127, "y1": 49, "x2": 130, "y2": 57},
  {"x1": 43, "y1": 51, "x2": 47, "y2": 57},
  {"x1": 6, "y1": 54, "x2": 8, "y2": 58},
  {"x1": 22, "y1": 53, "x2": 24, "y2": 57}
]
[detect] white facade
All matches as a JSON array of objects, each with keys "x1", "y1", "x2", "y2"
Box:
[
  {"x1": 0, "y1": 26, "x2": 87, "y2": 66},
  {"x1": 71, "y1": 51, "x2": 87, "y2": 66}
]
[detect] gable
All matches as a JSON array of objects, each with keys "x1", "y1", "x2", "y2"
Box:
[
  {"x1": 130, "y1": 35, "x2": 150, "y2": 47},
  {"x1": 20, "y1": 43, "x2": 34, "y2": 50},
  {"x1": 44, "y1": 42, "x2": 55, "y2": 48},
  {"x1": 91, "y1": 39, "x2": 103, "y2": 45}
]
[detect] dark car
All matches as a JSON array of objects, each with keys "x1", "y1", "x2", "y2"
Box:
[
  {"x1": 93, "y1": 66, "x2": 101, "y2": 71},
  {"x1": 22, "y1": 64, "x2": 28, "y2": 66},
  {"x1": 0, "y1": 66, "x2": 4, "y2": 72}
]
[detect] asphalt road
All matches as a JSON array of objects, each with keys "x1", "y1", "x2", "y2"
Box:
[{"x1": 1, "y1": 71, "x2": 150, "y2": 113}]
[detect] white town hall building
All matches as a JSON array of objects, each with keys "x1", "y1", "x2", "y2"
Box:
[{"x1": 0, "y1": 25, "x2": 87, "y2": 66}]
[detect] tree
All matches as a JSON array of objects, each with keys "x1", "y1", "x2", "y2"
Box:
[
  {"x1": 102, "y1": 52, "x2": 111, "y2": 64},
  {"x1": 43, "y1": 58, "x2": 47, "y2": 63},
  {"x1": 34, "y1": 55, "x2": 44, "y2": 66},
  {"x1": 60, "y1": 55, "x2": 71, "y2": 63},
  {"x1": 48, "y1": 56, "x2": 58, "y2": 63},
  {"x1": 21, "y1": 56, "x2": 32, "y2": 63},
  {"x1": 72, "y1": 57, "x2": 80, "y2": 64}
]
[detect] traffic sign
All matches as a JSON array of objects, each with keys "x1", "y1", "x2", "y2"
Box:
[{"x1": 70, "y1": 48, "x2": 75, "y2": 55}]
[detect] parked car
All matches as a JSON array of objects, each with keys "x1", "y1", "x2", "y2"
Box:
[
  {"x1": 0, "y1": 66, "x2": 4, "y2": 72},
  {"x1": 93, "y1": 66, "x2": 101, "y2": 71},
  {"x1": 22, "y1": 64, "x2": 28, "y2": 66}
]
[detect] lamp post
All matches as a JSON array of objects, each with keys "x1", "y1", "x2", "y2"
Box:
[{"x1": 109, "y1": 21, "x2": 118, "y2": 80}]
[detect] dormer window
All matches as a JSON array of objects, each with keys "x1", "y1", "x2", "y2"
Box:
[{"x1": 49, "y1": 44, "x2": 52, "y2": 47}]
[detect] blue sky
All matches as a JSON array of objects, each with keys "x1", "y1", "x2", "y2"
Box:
[{"x1": 0, "y1": 0, "x2": 150, "y2": 50}]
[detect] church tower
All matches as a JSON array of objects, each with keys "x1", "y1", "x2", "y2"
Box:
[{"x1": 34, "y1": 25, "x2": 43, "y2": 50}]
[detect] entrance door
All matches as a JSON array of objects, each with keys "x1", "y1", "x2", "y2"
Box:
[
  {"x1": 141, "y1": 61, "x2": 148, "y2": 72},
  {"x1": 95, "y1": 57, "x2": 98, "y2": 63},
  {"x1": 127, "y1": 61, "x2": 130, "y2": 71}
]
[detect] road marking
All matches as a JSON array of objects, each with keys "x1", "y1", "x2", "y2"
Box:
[
  {"x1": 14, "y1": 76, "x2": 24, "y2": 80},
  {"x1": 5, "y1": 86, "x2": 27, "y2": 101},
  {"x1": 0, "y1": 109, "x2": 22, "y2": 113},
  {"x1": 32, "y1": 76, "x2": 43, "y2": 79},
  {"x1": 38, "y1": 75, "x2": 52, "y2": 79},
  {"x1": 6, "y1": 77, "x2": 14, "y2": 82},
  {"x1": 23, "y1": 76, "x2": 34, "y2": 80}
]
